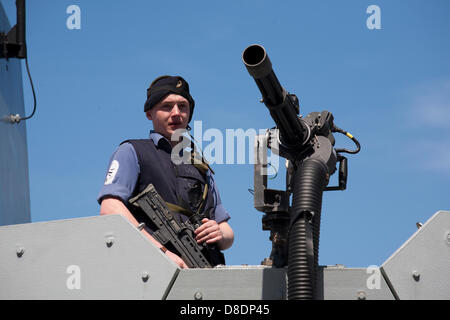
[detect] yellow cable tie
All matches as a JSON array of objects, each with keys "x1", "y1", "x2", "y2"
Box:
[{"x1": 346, "y1": 132, "x2": 354, "y2": 139}]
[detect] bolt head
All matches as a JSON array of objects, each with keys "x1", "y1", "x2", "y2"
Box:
[
  {"x1": 16, "y1": 247, "x2": 24, "y2": 257},
  {"x1": 357, "y1": 290, "x2": 366, "y2": 300},
  {"x1": 141, "y1": 271, "x2": 150, "y2": 282},
  {"x1": 194, "y1": 291, "x2": 203, "y2": 300},
  {"x1": 106, "y1": 237, "x2": 114, "y2": 247}
]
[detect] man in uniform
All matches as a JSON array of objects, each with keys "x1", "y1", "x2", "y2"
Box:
[{"x1": 97, "y1": 75, "x2": 234, "y2": 268}]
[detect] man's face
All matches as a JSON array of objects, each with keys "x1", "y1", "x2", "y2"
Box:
[{"x1": 146, "y1": 94, "x2": 190, "y2": 141}]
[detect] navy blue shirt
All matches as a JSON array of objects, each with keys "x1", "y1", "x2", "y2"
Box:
[{"x1": 98, "y1": 131, "x2": 230, "y2": 223}]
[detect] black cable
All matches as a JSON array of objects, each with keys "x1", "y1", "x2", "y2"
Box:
[
  {"x1": 9, "y1": 57, "x2": 36, "y2": 123},
  {"x1": 332, "y1": 125, "x2": 361, "y2": 154},
  {"x1": 19, "y1": 56, "x2": 36, "y2": 120}
]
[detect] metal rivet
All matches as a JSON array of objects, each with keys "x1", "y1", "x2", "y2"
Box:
[
  {"x1": 16, "y1": 247, "x2": 24, "y2": 257},
  {"x1": 141, "y1": 271, "x2": 150, "y2": 282},
  {"x1": 357, "y1": 290, "x2": 366, "y2": 300},
  {"x1": 106, "y1": 237, "x2": 114, "y2": 247},
  {"x1": 194, "y1": 291, "x2": 203, "y2": 300},
  {"x1": 412, "y1": 270, "x2": 420, "y2": 281}
]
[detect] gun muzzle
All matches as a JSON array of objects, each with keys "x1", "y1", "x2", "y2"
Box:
[
  {"x1": 242, "y1": 44, "x2": 308, "y2": 148},
  {"x1": 242, "y1": 44, "x2": 284, "y2": 106}
]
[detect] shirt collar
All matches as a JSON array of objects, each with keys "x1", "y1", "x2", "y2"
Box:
[
  {"x1": 149, "y1": 130, "x2": 172, "y2": 151},
  {"x1": 149, "y1": 130, "x2": 196, "y2": 159}
]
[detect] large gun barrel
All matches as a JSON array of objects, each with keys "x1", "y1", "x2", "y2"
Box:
[
  {"x1": 242, "y1": 44, "x2": 308, "y2": 148},
  {"x1": 243, "y1": 44, "x2": 360, "y2": 300}
]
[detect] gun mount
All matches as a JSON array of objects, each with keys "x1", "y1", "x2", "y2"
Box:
[{"x1": 243, "y1": 44, "x2": 361, "y2": 299}]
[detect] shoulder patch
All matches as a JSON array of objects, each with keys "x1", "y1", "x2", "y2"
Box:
[{"x1": 104, "y1": 160, "x2": 119, "y2": 185}]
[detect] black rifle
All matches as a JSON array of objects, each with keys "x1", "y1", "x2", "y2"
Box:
[{"x1": 129, "y1": 183, "x2": 212, "y2": 268}]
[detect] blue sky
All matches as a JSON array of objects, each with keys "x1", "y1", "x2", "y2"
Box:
[{"x1": 2, "y1": 0, "x2": 449, "y2": 268}]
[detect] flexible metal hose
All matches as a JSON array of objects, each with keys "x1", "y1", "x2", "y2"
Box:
[{"x1": 288, "y1": 158, "x2": 327, "y2": 300}]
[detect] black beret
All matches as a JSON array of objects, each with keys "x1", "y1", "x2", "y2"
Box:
[{"x1": 144, "y1": 75, "x2": 195, "y2": 122}]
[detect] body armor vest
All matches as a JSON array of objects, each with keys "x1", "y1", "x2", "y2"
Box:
[{"x1": 123, "y1": 138, "x2": 224, "y2": 265}]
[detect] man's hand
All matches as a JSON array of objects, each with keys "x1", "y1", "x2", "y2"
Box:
[
  {"x1": 165, "y1": 250, "x2": 188, "y2": 269},
  {"x1": 195, "y1": 218, "x2": 223, "y2": 245},
  {"x1": 195, "y1": 218, "x2": 234, "y2": 250}
]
